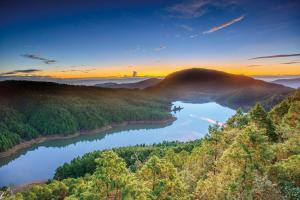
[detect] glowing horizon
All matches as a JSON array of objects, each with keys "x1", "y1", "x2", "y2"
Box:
[{"x1": 3, "y1": 62, "x2": 299, "y2": 79}]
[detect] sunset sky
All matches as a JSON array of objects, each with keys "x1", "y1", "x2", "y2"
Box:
[{"x1": 0, "y1": 0, "x2": 300, "y2": 78}]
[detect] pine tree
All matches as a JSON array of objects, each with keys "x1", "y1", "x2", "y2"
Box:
[
  {"x1": 94, "y1": 151, "x2": 129, "y2": 199},
  {"x1": 137, "y1": 156, "x2": 189, "y2": 200},
  {"x1": 249, "y1": 103, "x2": 278, "y2": 142}
]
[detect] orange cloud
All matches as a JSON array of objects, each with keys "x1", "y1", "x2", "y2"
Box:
[{"x1": 203, "y1": 15, "x2": 244, "y2": 34}]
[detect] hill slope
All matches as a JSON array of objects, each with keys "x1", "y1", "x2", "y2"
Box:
[
  {"x1": 147, "y1": 68, "x2": 293, "y2": 109},
  {"x1": 0, "y1": 81, "x2": 171, "y2": 152}
]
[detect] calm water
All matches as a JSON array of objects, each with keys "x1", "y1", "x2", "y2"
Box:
[{"x1": 0, "y1": 101, "x2": 235, "y2": 187}]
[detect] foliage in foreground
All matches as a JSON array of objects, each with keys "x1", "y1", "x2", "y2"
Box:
[{"x1": 2, "y1": 89, "x2": 300, "y2": 200}]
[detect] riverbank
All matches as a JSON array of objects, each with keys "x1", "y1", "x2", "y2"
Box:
[
  {"x1": 10, "y1": 180, "x2": 47, "y2": 194},
  {"x1": 0, "y1": 117, "x2": 176, "y2": 159}
]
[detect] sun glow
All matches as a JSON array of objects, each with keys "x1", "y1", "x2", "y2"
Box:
[{"x1": 29, "y1": 62, "x2": 300, "y2": 79}]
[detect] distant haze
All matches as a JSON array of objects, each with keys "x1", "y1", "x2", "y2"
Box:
[
  {"x1": 1, "y1": 74, "x2": 300, "y2": 86},
  {"x1": 252, "y1": 75, "x2": 300, "y2": 82},
  {"x1": 0, "y1": 76, "x2": 158, "y2": 86}
]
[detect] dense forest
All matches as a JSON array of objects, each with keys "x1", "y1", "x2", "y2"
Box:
[
  {"x1": 0, "y1": 81, "x2": 171, "y2": 152},
  {"x1": 2, "y1": 89, "x2": 299, "y2": 199}
]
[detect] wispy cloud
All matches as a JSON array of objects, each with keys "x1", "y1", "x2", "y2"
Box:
[
  {"x1": 281, "y1": 61, "x2": 300, "y2": 65},
  {"x1": 167, "y1": 0, "x2": 238, "y2": 18},
  {"x1": 21, "y1": 54, "x2": 56, "y2": 64},
  {"x1": 70, "y1": 64, "x2": 87, "y2": 68},
  {"x1": 247, "y1": 65, "x2": 261, "y2": 68},
  {"x1": 249, "y1": 53, "x2": 300, "y2": 60},
  {"x1": 0, "y1": 69, "x2": 42, "y2": 76},
  {"x1": 168, "y1": 0, "x2": 212, "y2": 18},
  {"x1": 154, "y1": 45, "x2": 166, "y2": 51},
  {"x1": 127, "y1": 45, "x2": 143, "y2": 53},
  {"x1": 60, "y1": 68, "x2": 96, "y2": 73},
  {"x1": 189, "y1": 34, "x2": 199, "y2": 38},
  {"x1": 178, "y1": 24, "x2": 194, "y2": 31},
  {"x1": 203, "y1": 15, "x2": 244, "y2": 34}
]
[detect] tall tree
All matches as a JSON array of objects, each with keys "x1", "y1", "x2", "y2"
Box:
[
  {"x1": 137, "y1": 156, "x2": 189, "y2": 200},
  {"x1": 226, "y1": 107, "x2": 249, "y2": 129},
  {"x1": 93, "y1": 151, "x2": 129, "y2": 199},
  {"x1": 249, "y1": 103, "x2": 278, "y2": 142}
]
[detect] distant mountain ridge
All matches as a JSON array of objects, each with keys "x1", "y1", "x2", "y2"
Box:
[
  {"x1": 147, "y1": 68, "x2": 293, "y2": 110},
  {"x1": 95, "y1": 78, "x2": 162, "y2": 89},
  {"x1": 271, "y1": 77, "x2": 300, "y2": 89}
]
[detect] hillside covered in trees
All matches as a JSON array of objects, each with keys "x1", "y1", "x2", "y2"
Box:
[
  {"x1": 3, "y1": 89, "x2": 299, "y2": 199},
  {"x1": 0, "y1": 81, "x2": 171, "y2": 152}
]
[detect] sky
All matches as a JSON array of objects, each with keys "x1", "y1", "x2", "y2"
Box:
[{"x1": 0, "y1": 0, "x2": 300, "y2": 78}]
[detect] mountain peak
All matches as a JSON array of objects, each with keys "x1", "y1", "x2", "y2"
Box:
[
  {"x1": 164, "y1": 68, "x2": 245, "y2": 82},
  {"x1": 148, "y1": 68, "x2": 293, "y2": 109}
]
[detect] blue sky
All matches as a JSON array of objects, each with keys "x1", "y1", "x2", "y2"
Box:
[{"x1": 0, "y1": 0, "x2": 300, "y2": 77}]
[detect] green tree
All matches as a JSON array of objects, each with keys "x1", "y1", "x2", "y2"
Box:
[
  {"x1": 93, "y1": 151, "x2": 129, "y2": 199},
  {"x1": 137, "y1": 156, "x2": 189, "y2": 200},
  {"x1": 226, "y1": 107, "x2": 249, "y2": 129},
  {"x1": 122, "y1": 175, "x2": 150, "y2": 200},
  {"x1": 249, "y1": 103, "x2": 277, "y2": 142},
  {"x1": 163, "y1": 149, "x2": 188, "y2": 171}
]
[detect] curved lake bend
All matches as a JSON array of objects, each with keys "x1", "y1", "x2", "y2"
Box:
[{"x1": 0, "y1": 101, "x2": 235, "y2": 187}]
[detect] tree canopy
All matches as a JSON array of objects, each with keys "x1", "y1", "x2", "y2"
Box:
[
  {"x1": 2, "y1": 88, "x2": 300, "y2": 200},
  {"x1": 0, "y1": 81, "x2": 171, "y2": 152}
]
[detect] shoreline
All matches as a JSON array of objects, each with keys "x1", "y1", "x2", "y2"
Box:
[{"x1": 0, "y1": 117, "x2": 176, "y2": 159}]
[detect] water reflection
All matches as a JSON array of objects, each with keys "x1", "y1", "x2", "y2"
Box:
[{"x1": 0, "y1": 101, "x2": 235, "y2": 186}]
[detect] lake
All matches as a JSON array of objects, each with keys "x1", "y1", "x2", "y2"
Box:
[{"x1": 0, "y1": 101, "x2": 235, "y2": 187}]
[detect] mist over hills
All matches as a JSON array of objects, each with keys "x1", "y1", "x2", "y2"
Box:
[
  {"x1": 252, "y1": 75, "x2": 300, "y2": 82},
  {"x1": 0, "y1": 76, "x2": 151, "y2": 86},
  {"x1": 271, "y1": 77, "x2": 300, "y2": 89},
  {"x1": 95, "y1": 78, "x2": 162, "y2": 89}
]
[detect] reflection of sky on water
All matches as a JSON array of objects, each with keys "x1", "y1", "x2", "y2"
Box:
[{"x1": 0, "y1": 101, "x2": 235, "y2": 186}]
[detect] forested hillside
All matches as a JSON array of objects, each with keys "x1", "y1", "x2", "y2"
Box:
[
  {"x1": 3, "y1": 89, "x2": 299, "y2": 199},
  {"x1": 0, "y1": 81, "x2": 171, "y2": 152}
]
